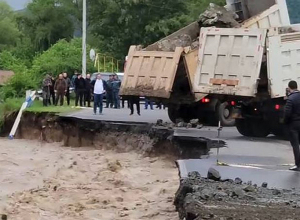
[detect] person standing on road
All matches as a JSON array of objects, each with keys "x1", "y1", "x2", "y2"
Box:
[
  {"x1": 128, "y1": 96, "x2": 140, "y2": 116},
  {"x1": 49, "y1": 75, "x2": 56, "y2": 105},
  {"x1": 284, "y1": 80, "x2": 300, "y2": 171},
  {"x1": 74, "y1": 73, "x2": 86, "y2": 107},
  {"x1": 144, "y1": 97, "x2": 154, "y2": 110},
  {"x1": 92, "y1": 74, "x2": 107, "y2": 115},
  {"x1": 54, "y1": 74, "x2": 67, "y2": 106},
  {"x1": 112, "y1": 74, "x2": 121, "y2": 108},
  {"x1": 106, "y1": 74, "x2": 114, "y2": 108},
  {"x1": 84, "y1": 73, "x2": 92, "y2": 107},
  {"x1": 63, "y1": 72, "x2": 71, "y2": 106},
  {"x1": 42, "y1": 74, "x2": 52, "y2": 106}
]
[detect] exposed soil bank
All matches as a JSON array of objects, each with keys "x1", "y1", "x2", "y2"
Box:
[{"x1": 1, "y1": 112, "x2": 220, "y2": 159}]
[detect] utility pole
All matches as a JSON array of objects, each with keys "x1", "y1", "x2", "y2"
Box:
[{"x1": 82, "y1": 0, "x2": 87, "y2": 78}]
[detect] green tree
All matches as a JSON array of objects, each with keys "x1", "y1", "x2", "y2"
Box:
[
  {"x1": 0, "y1": 2, "x2": 21, "y2": 51},
  {"x1": 88, "y1": 0, "x2": 190, "y2": 60},
  {"x1": 31, "y1": 38, "x2": 96, "y2": 79},
  {"x1": 17, "y1": 0, "x2": 78, "y2": 52}
]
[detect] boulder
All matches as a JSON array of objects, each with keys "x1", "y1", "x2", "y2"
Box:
[
  {"x1": 207, "y1": 167, "x2": 221, "y2": 181},
  {"x1": 234, "y1": 177, "x2": 242, "y2": 184}
]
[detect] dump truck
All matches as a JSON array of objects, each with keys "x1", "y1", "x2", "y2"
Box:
[
  {"x1": 120, "y1": 4, "x2": 240, "y2": 126},
  {"x1": 120, "y1": 0, "x2": 300, "y2": 129}
]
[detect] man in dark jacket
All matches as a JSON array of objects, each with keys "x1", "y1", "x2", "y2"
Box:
[
  {"x1": 54, "y1": 74, "x2": 67, "y2": 106},
  {"x1": 284, "y1": 80, "x2": 300, "y2": 171},
  {"x1": 49, "y1": 75, "x2": 56, "y2": 105},
  {"x1": 74, "y1": 73, "x2": 86, "y2": 107},
  {"x1": 106, "y1": 75, "x2": 114, "y2": 108},
  {"x1": 84, "y1": 73, "x2": 92, "y2": 107},
  {"x1": 63, "y1": 72, "x2": 71, "y2": 106},
  {"x1": 42, "y1": 74, "x2": 52, "y2": 106},
  {"x1": 112, "y1": 74, "x2": 121, "y2": 108}
]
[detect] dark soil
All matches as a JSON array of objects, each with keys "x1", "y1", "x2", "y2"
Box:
[{"x1": 174, "y1": 172, "x2": 300, "y2": 220}]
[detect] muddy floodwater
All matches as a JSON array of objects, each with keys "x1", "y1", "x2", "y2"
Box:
[{"x1": 0, "y1": 139, "x2": 179, "y2": 220}]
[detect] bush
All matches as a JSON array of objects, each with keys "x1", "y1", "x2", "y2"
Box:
[{"x1": 31, "y1": 38, "x2": 96, "y2": 79}]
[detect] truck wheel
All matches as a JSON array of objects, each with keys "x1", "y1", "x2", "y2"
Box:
[
  {"x1": 250, "y1": 120, "x2": 270, "y2": 137},
  {"x1": 235, "y1": 119, "x2": 253, "y2": 137},
  {"x1": 218, "y1": 102, "x2": 235, "y2": 127},
  {"x1": 168, "y1": 104, "x2": 179, "y2": 123}
]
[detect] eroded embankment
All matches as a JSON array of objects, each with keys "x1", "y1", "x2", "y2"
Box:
[{"x1": 1, "y1": 112, "x2": 222, "y2": 159}]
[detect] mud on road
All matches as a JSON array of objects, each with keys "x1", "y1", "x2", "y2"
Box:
[{"x1": 0, "y1": 139, "x2": 179, "y2": 220}]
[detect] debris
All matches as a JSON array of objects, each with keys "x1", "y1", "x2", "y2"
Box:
[
  {"x1": 207, "y1": 167, "x2": 221, "y2": 181},
  {"x1": 200, "y1": 189, "x2": 213, "y2": 200},
  {"x1": 177, "y1": 122, "x2": 185, "y2": 127},
  {"x1": 232, "y1": 188, "x2": 245, "y2": 198},
  {"x1": 243, "y1": 185, "x2": 255, "y2": 193},
  {"x1": 186, "y1": 123, "x2": 192, "y2": 128},
  {"x1": 72, "y1": 161, "x2": 77, "y2": 165},
  {"x1": 196, "y1": 124, "x2": 204, "y2": 129},
  {"x1": 234, "y1": 177, "x2": 242, "y2": 185},
  {"x1": 144, "y1": 4, "x2": 238, "y2": 52},
  {"x1": 156, "y1": 119, "x2": 163, "y2": 126},
  {"x1": 1, "y1": 215, "x2": 7, "y2": 220},
  {"x1": 190, "y1": 119, "x2": 199, "y2": 125},
  {"x1": 272, "y1": 189, "x2": 281, "y2": 195},
  {"x1": 188, "y1": 171, "x2": 201, "y2": 180},
  {"x1": 199, "y1": 3, "x2": 240, "y2": 28}
]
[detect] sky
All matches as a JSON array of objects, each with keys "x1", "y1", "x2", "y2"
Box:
[{"x1": 4, "y1": 0, "x2": 30, "y2": 10}]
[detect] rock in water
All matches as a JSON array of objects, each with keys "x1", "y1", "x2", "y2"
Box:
[
  {"x1": 207, "y1": 167, "x2": 221, "y2": 181},
  {"x1": 262, "y1": 182, "x2": 268, "y2": 188}
]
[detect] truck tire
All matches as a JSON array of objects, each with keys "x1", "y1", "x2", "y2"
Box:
[
  {"x1": 250, "y1": 119, "x2": 270, "y2": 137},
  {"x1": 218, "y1": 102, "x2": 235, "y2": 127},
  {"x1": 235, "y1": 119, "x2": 253, "y2": 137},
  {"x1": 168, "y1": 104, "x2": 180, "y2": 123}
]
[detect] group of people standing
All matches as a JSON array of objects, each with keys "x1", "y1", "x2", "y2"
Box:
[
  {"x1": 42, "y1": 72, "x2": 71, "y2": 107},
  {"x1": 42, "y1": 72, "x2": 122, "y2": 110}
]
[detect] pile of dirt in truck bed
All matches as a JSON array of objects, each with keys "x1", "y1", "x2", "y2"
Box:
[
  {"x1": 145, "y1": 3, "x2": 239, "y2": 52},
  {"x1": 174, "y1": 171, "x2": 300, "y2": 220}
]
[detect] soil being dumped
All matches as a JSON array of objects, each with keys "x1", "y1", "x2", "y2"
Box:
[
  {"x1": 0, "y1": 139, "x2": 178, "y2": 220},
  {"x1": 175, "y1": 171, "x2": 300, "y2": 220}
]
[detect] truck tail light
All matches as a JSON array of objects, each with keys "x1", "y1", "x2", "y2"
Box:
[
  {"x1": 201, "y1": 98, "x2": 210, "y2": 103},
  {"x1": 275, "y1": 104, "x2": 280, "y2": 110}
]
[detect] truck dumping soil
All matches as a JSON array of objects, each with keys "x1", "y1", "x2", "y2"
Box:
[
  {"x1": 0, "y1": 139, "x2": 179, "y2": 220},
  {"x1": 145, "y1": 3, "x2": 239, "y2": 52},
  {"x1": 175, "y1": 172, "x2": 300, "y2": 220}
]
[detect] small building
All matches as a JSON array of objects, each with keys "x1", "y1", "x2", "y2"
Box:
[{"x1": 0, "y1": 70, "x2": 14, "y2": 86}]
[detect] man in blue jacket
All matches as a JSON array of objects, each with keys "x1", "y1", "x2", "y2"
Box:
[{"x1": 284, "y1": 80, "x2": 300, "y2": 171}]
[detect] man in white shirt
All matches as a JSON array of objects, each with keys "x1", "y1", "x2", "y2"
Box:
[{"x1": 92, "y1": 74, "x2": 107, "y2": 115}]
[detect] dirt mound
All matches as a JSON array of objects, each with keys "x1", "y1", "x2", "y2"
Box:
[{"x1": 174, "y1": 171, "x2": 300, "y2": 220}]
